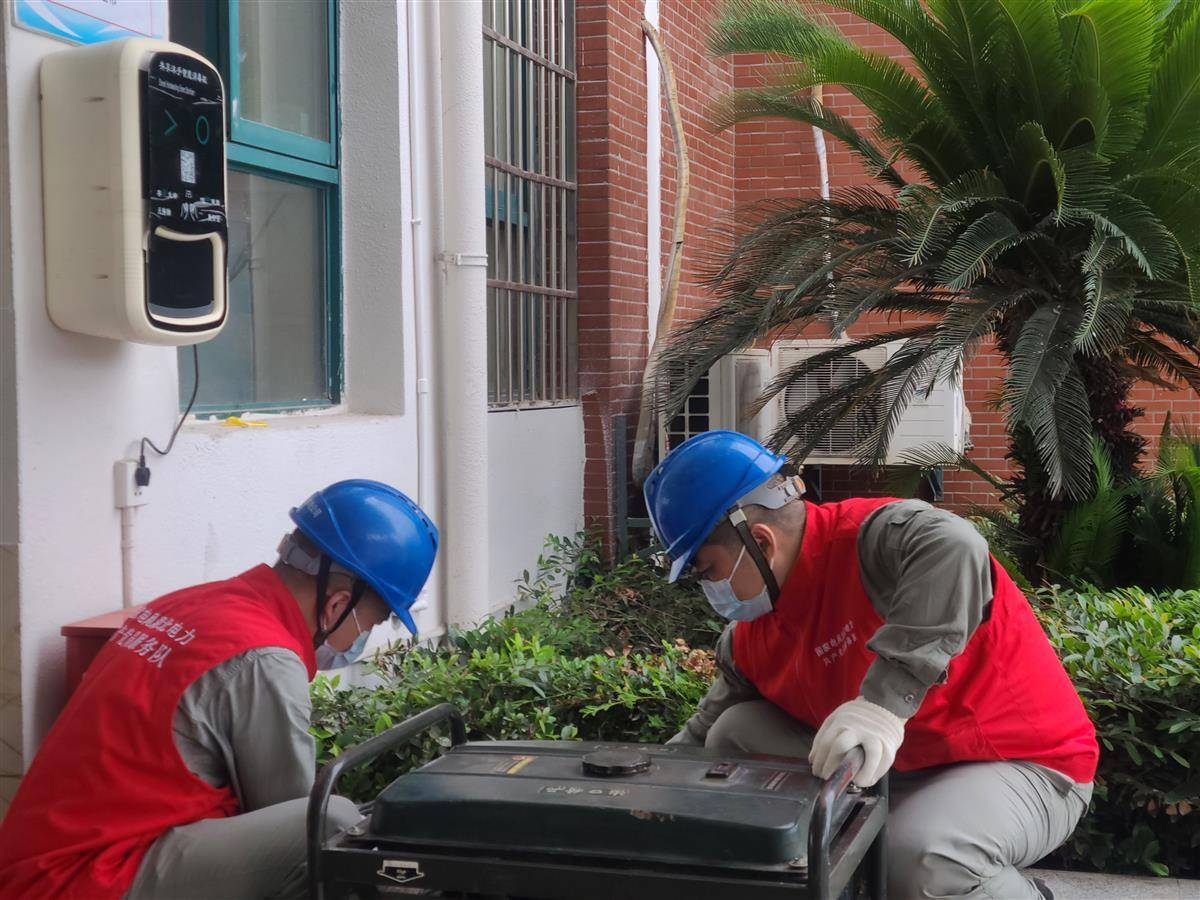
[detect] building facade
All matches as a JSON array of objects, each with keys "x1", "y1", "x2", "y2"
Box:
[{"x1": 1, "y1": 0, "x2": 1195, "y2": 813}]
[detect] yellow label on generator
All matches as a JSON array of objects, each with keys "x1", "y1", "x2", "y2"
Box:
[{"x1": 505, "y1": 755, "x2": 535, "y2": 775}]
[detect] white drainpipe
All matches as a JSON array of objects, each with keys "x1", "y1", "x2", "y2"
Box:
[
  {"x1": 435, "y1": 0, "x2": 491, "y2": 628},
  {"x1": 644, "y1": 0, "x2": 662, "y2": 350},
  {"x1": 405, "y1": 0, "x2": 439, "y2": 621},
  {"x1": 813, "y1": 86, "x2": 830, "y2": 201}
]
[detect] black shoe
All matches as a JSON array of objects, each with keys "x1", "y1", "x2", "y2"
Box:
[{"x1": 1031, "y1": 876, "x2": 1054, "y2": 900}]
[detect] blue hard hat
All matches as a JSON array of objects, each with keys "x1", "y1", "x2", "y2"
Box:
[
  {"x1": 644, "y1": 431, "x2": 785, "y2": 583},
  {"x1": 290, "y1": 479, "x2": 439, "y2": 636}
]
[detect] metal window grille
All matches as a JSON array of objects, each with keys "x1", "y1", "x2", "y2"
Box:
[
  {"x1": 663, "y1": 373, "x2": 712, "y2": 452},
  {"x1": 483, "y1": 0, "x2": 578, "y2": 408}
]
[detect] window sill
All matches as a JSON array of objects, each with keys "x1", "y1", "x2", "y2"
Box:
[
  {"x1": 488, "y1": 402, "x2": 580, "y2": 413},
  {"x1": 181, "y1": 405, "x2": 404, "y2": 434}
]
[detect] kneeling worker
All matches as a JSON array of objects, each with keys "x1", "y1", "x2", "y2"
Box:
[
  {"x1": 0, "y1": 479, "x2": 439, "y2": 900},
  {"x1": 648, "y1": 432, "x2": 1097, "y2": 900}
]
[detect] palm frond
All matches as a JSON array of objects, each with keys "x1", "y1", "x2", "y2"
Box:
[
  {"x1": 1075, "y1": 278, "x2": 1135, "y2": 356},
  {"x1": 1006, "y1": 122, "x2": 1066, "y2": 215},
  {"x1": 1055, "y1": 147, "x2": 1112, "y2": 224},
  {"x1": 1006, "y1": 307, "x2": 1094, "y2": 498},
  {"x1": 895, "y1": 440, "x2": 1008, "y2": 492},
  {"x1": 711, "y1": 0, "x2": 973, "y2": 182},
  {"x1": 937, "y1": 210, "x2": 1037, "y2": 289},
  {"x1": 1135, "y1": 0, "x2": 1200, "y2": 168},
  {"x1": 1157, "y1": 0, "x2": 1197, "y2": 55},
  {"x1": 860, "y1": 338, "x2": 944, "y2": 466},
  {"x1": 1007, "y1": 302, "x2": 1081, "y2": 427},
  {"x1": 926, "y1": 0, "x2": 1008, "y2": 153},
  {"x1": 1129, "y1": 281, "x2": 1200, "y2": 346},
  {"x1": 824, "y1": 265, "x2": 936, "y2": 336},
  {"x1": 895, "y1": 170, "x2": 1014, "y2": 266},
  {"x1": 1127, "y1": 330, "x2": 1200, "y2": 392},
  {"x1": 1045, "y1": 435, "x2": 1129, "y2": 585},
  {"x1": 930, "y1": 286, "x2": 1041, "y2": 386},
  {"x1": 995, "y1": 0, "x2": 1069, "y2": 123},
  {"x1": 1083, "y1": 190, "x2": 1179, "y2": 277},
  {"x1": 1052, "y1": 78, "x2": 1114, "y2": 154},
  {"x1": 1042, "y1": 364, "x2": 1096, "y2": 499},
  {"x1": 1059, "y1": 0, "x2": 1157, "y2": 154},
  {"x1": 709, "y1": 0, "x2": 836, "y2": 59}
]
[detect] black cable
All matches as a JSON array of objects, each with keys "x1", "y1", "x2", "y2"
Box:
[{"x1": 136, "y1": 345, "x2": 200, "y2": 486}]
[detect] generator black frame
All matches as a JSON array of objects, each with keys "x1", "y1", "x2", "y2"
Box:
[{"x1": 308, "y1": 703, "x2": 888, "y2": 900}]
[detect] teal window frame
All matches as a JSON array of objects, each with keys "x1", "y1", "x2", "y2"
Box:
[
  {"x1": 226, "y1": 0, "x2": 339, "y2": 168},
  {"x1": 176, "y1": 0, "x2": 342, "y2": 415}
]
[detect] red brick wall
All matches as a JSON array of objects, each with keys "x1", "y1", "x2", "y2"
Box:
[
  {"x1": 658, "y1": 1, "x2": 736, "y2": 325},
  {"x1": 576, "y1": 0, "x2": 650, "y2": 545},
  {"x1": 575, "y1": 0, "x2": 739, "y2": 545},
  {"x1": 576, "y1": 1, "x2": 1200, "y2": 543}
]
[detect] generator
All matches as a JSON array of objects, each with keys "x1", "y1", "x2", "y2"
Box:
[{"x1": 309, "y1": 704, "x2": 887, "y2": 900}]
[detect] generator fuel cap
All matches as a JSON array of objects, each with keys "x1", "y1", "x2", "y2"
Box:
[{"x1": 582, "y1": 749, "x2": 651, "y2": 777}]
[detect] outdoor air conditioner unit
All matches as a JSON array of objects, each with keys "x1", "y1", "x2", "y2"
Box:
[
  {"x1": 771, "y1": 339, "x2": 970, "y2": 465},
  {"x1": 659, "y1": 349, "x2": 777, "y2": 457}
]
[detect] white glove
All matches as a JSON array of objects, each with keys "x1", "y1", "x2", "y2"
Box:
[{"x1": 809, "y1": 696, "x2": 906, "y2": 788}]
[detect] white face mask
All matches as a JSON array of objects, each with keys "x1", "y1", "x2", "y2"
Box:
[
  {"x1": 315, "y1": 608, "x2": 371, "y2": 670},
  {"x1": 700, "y1": 545, "x2": 774, "y2": 622}
]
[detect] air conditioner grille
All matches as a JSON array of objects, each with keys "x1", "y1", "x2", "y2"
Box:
[{"x1": 781, "y1": 357, "x2": 884, "y2": 455}]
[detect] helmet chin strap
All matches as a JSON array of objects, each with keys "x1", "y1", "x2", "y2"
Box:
[
  {"x1": 726, "y1": 507, "x2": 781, "y2": 606},
  {"x1": 310, "y1": 555, "x2": 369, "y2": 649},
  {"x1": 279, "y1": 532, "x2": 371, "y2": 648}
]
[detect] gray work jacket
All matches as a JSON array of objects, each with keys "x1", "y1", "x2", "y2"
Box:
[
  {"x1": 671, "y1": 500, "x2": 999, "y2": 745},
  {"x1": 172, "y1": 647, "x2": 315, "y2": 810}
]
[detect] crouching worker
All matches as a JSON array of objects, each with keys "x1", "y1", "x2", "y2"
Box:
[
  {"x1": 647, "y1": 432, "x2": 1098, "y2": 900},
  {"x1": 0, "y1": 480, "x2": 438, "y2": 900}
]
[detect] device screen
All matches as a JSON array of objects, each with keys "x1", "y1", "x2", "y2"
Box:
[
  {"x1": 143, "y1": 52, "x2": 226, "y2": 235},
  {"x1": 180, "y1": 149, "x2": 196, "y2": 185},
  {"x1": 141, "y1": 51, "x2": 228, "y2": 322}
]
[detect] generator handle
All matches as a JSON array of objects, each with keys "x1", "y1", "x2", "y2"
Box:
[
  {"x1": 307, "y1": 702, "x2": 467, "y2": 900},
  {"x1": 808, "y1": 745, "x2": 867, "y2": 900}
]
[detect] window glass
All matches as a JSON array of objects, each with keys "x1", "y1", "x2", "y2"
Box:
[
  {"x1": 180, "y1": 171, "x2": 329, "y2": 410},
  {"x1": 238, "y1": 0, "x2": 330, "y2": 140}
]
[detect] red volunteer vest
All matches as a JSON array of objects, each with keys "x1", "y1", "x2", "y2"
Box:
[
  {"x1": 0, "y1": 565, "x2": 317, "y2": 899},
  {"x1": 734, "y1": 498, "x2": 1098, "y2": 782}
]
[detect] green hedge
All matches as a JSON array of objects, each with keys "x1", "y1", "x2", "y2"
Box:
[
  {"x1": 311, "y1": 538, "x2": 717, "y2": 802},
  {"x1": 311, "y1": 626, "x2": 714, "y2": 802},
  {"x1": 1035, "y1": 585, "x2": 1200, "y2": 877},
  {"x1": 310, "y1": 544, "x2": 1200, "y2": 877}
]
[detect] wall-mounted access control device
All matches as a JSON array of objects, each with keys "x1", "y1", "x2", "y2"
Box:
[{"x1": 41, "y1": 38, "x2": 228, "y2": 345}]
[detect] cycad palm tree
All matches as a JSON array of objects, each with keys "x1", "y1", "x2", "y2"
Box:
[{"x1": 659, "y1": 0, "x2": 1200, "y2": 567}]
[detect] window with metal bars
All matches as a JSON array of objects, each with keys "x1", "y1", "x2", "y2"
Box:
[{"x1": 483, "y1": 0, "x2": 578, "y2": 408}]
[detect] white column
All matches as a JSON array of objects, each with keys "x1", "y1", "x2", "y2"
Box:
[{"x1": 435, "y1": 0, "x2": 491, "y2": 627}]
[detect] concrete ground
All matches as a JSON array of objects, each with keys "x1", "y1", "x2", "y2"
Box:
[{"x1": 1030, "y1": 869, "x2": 1200, "y2": 899}]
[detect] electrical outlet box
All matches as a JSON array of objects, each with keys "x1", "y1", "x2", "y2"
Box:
[{"x1": 114, "y1": 459, "x2": 150, "y2": 509}]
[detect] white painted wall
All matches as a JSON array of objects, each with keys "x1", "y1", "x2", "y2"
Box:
[
  {"x1": 2, "y1": 5, "x2": 439, "y2": 756},
  {"x1": 488, "y1": 408, "x2": 586, "y2": 611},
  {"x1": 1, "y1": 0, "x2": 585, "y2": 762}
]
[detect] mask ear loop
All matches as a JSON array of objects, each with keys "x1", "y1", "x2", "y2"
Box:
[
  {"x1": 727, "y1": 507, "x2": 780, "y2": 605},
  {"x1": 311, "y1": 556, "x2": 369, "y2": 648}
]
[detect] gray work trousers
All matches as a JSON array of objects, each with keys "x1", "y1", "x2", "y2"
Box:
[
  {"x1": 707, "y1": 701, "x2": 1092, "y2": 900},
  {"x1": 125, "y1": 795, "x2": 361, "y2": 900}
]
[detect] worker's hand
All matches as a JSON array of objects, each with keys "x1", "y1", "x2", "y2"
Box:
[{"x1": 809, "y1": 696, "x2": 906, "y2": 787}]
